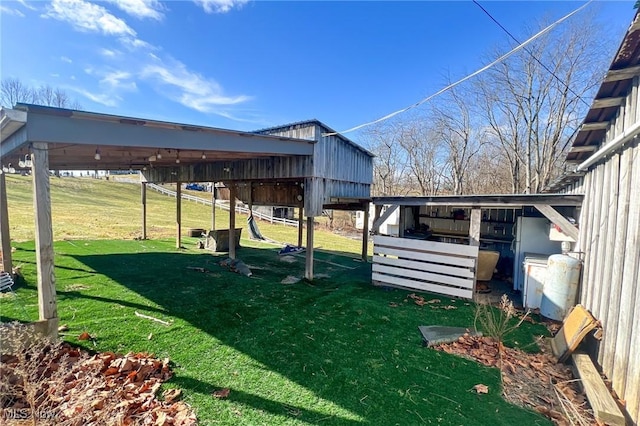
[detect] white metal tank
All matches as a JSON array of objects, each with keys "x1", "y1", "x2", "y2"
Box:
[{"x1": 540, "y1": 254, "x2": 582, "y2": 321}]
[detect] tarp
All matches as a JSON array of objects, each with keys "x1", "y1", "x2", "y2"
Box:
[{"x1": 247, "y1": 215, "x2": 265, "y2": 240}]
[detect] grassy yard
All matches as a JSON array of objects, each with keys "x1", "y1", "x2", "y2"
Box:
[{"x1": 1, "y1": 176, "x2": 550, "y2": 425}]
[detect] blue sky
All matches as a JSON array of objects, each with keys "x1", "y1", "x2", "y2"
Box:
[{"x1": 0, "y1": 0, "x2": 634, "y2": 141}]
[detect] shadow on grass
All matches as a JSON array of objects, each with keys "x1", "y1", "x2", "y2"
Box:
[{"x1": 5, "y1": 240, "x2": 550, "y2": 425}]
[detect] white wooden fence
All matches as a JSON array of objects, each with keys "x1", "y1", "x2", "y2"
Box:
[{"x1": 372, "y1": 235, "x2": 478, "y2": 299}]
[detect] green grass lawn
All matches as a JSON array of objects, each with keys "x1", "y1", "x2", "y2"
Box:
[{"x1": 1, "y1": 175, "x2": 550, "y2": 425}]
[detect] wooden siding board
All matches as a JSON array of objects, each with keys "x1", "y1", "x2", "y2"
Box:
[
  {"x1": 373, "y1": 235, "x2": 479, "y2": 257},
  {"x1": 372, "y1": 272, "x2": 473, "y2": 299},
  {"x1": 372, "y1": 263, "x2": 475, "y2": 289},
  {"x1": 612, "y1": 143, "x2": 640, "y2": 400},
  {"x1": 373, "y1": 246, "x2": 476, "y2": 268},
  {"x1": 586, "y1": 165, "x2": 605, "y2": 309},
  {"x1": 372, "y1": 255, "x2": 475, "y2": 279},
  {"x1": 592, "y1": 161, "x2": 613, "y2": 329},
  {"x1": 598, "y1": 154, "x2": 619, "y2": 367}
]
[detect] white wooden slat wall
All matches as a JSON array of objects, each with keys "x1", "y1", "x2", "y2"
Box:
[{"x1": 372, "y1": 235, "x2": 478, "y2": 300}]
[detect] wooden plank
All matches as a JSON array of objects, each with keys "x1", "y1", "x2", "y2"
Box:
[
  {"x1": 361, "y1": 203, "x2": 369, "y2": 261},
  {"x1": 603, "y1": 65, "x2": 640, "y2": 82},
  {"x1": 586, "y1": 165, "x2": 605, "y2": 309},
  {"x1": 625, "y1": 258, "x2": 640, "y2": 425},
  {"x1": 211, "y1": 184, "x2": 216, "y2": 231},
  {"x1": 373, "y1": 246, "x2": 476, "y2": 268},
  {"x1": 580, "y1": 122, "x2": 609, "y2": 131},
  {"x1": 469, "y1": 208, "x2": 481, "y2": 246},
  {"x1": 372, "y1": 263, "x2": 474, "y2": 289},
  {"x1": 297, "y1": 206, "x2": 304, "y2": 248},
  {"x1": 141, "y1": 183, "x2": 147, "y2": 240},
  {"x1": 372, "y1": 272, "x2": 473, "y2": 299},
  {"x1": 0, "y1": 172, "x2": 12, "y2": 272},
  {"x1": 592, "y1": 96, "x2": 625, "y2": 109},
  {"x1": 398, "y1": 206, "x2": 405, "y2": 237},
  {"x1": 613, "y1": 143, "x2": 640, "y2": 400},
  {"x1": 176, "y1": 181, "x2": 182, "y2": 248},
  {"x1": 533, "y1": 204, "x2": 578, "y2": 241},
  {"x1": 373, "y1": 255, "x2": 475, "y2": 279},
  {"x1": 31, "y1": 142, "x2": 57, "y2": 323},
  {"x1": 305, "y1": 217, "x2": 314, "y2": 280},
  {"x1": 374, "y1": 235, "x2": 479, "y2": 257},
  {"x1": 229, "y1": 185, "x2": 236, "y2": 259},
  {"x1": 571, "y1": 352, "x2": 625, "y2": 426},
  {"x1": 569, "y1": 145, "x2": 597, "y2": 153},
  {"x1": 598, "y1": 154, "x2": 619, "y2": 369},
  {"x1": 371, "y1": 205, "x2": 398, "y2": 234}
]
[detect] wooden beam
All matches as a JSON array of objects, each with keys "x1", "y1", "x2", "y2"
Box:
[
  {"x1": 398, "y1": 206, "x2": 405, "y2": 237},
  {"x1": 305, "y1": 217, "x2": 314, "y2": 280},
  {"x1": 211, "y1": 183, "x2": 216, "y2": 231},
  {"x1": 469, "y1": 208, "x2": 481, "y2": 247},
  {"x1": 581, "y1": 122, "x2": 609, "y2": 131},
  {"x1": 361, "y1": 203, "x2": 370, "y2": 261},
  {"x1": 229, "y1": 185, "x2": 236, "y2": 259},
  {"x1": 31, "y1": 142, "x2": 57, "y2": 324},
  {"x1": 297, "y1": 206, "x2": 304, "y2": 247},
  {"x1": 0, "y1": 172, "x2": 12, "y2": 272},
  {"x1": 371, "y1": 204, "x2": 398, "y2": 233},
  {"x1": 592, "y1": 97, "x2": 624, "y2": 109},
  {"x1": 533, "y1": 204, "x2": 578, "y2": 241},
  {"x1": 603, "y1": 65, "x2": 640, "y2": 83},
  {"x1": 141, "y1": 183, "x2": 147, "y2": 240},
  {"x1": 571, "y1": 352, "x2": 625, "y2": 426},
  {"x1": 176, "y1": 181, "x2": 182, "y2": 248},
  {"x1": 569, "y1": 145, "x2": 597, "y2": 153},
  {"x1": 373, "y1": 204, "x2": 383, "y2": 230}
]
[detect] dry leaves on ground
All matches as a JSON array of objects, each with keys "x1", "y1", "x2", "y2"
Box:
[
  {"x1": 433, "y1": 334, "x2": 594, "y2": 426},
  {"x1": 212, "y1": 388, "x2": 230, "y2": 399},
  {"x1": 1, "y1": 340, "x2": 196, "y2": 425}
]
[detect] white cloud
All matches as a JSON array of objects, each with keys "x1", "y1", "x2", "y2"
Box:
[
  {"x1": 194, "y1": 0, "x2": 248, "y2": 14},
  {"x1": 141, "y1": 59, "x2": 250, "y2": 113},
  {"x1": 1, "y1": 5, "x2": 26, "y2": 17},
  {"x1": 72, "y1": 87, "x2": 120, "y2": 107},
  {"x1": 100, "y1": 48, "x2": 121, "y2": 57},
  {"x1": 51, "y1": 73, "x2": 60, "y2": 78},
  {"x1": 17, "y1": 0, "x2": 37, "y2": 11},
  {"x1": 60, "y1": 56, "x2": 73, "y2": 63},
  {"x1": 44, "y1": 0, "x2": 136, "y2": 37},
  {"x1": 100, "y1": 70, "x2": 137, "y2": 91},
  {"x1": 108, "y1": 0, "x2": 164, "y2": 20}
]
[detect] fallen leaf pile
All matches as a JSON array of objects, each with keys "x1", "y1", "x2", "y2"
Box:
[
  {"x1": 1, "y1": 342, "x2": 196, "y2": 425},
  {"x1": 433, "y1": 334, "x2": 594, "y2": 425}
]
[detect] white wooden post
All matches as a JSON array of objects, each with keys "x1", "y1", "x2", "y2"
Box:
[
  {"x1": 32, "y1": 142, "x2": 57, "y2": 326},
  {"x1": 469, "y1": 208, "x2": 481, "y2": 246},
  {"x1": 0, "y1": 172, "x2": 12, "y2": 272},
  {"x1": 305, "y1": 216, "x2": 314, "y2": 280},
  {"x1": 141, "y1": 182, "x2": 147, "y2": 240},
  {"x1": 176, "y1": 181, "x2": 182, "y2": 248},
  {"x1": 229, "y1": 185, "x2": 236, "y2": 259}
]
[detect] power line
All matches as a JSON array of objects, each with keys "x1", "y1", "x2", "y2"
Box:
[
  {"x1": 323, "y1": 0, "x2": 593, "y2": 137},
  {"x1": 472, "y1": 0, "x2": 591, "y2": 108}
]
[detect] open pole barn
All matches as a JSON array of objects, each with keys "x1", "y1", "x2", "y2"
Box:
[
  {"x1": 547, "y1": 11, "x2": 640, "y2": 424},
  {"x1": 0, "y1": 105, "x2": 373, "y2": 338}
]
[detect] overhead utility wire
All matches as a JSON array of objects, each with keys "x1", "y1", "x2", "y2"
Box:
[
  {"x1": 323, "y1": 0, "x2": 593, "y2": 136},
  {"x1": 472, "y1": 0, "x2": 591, "y2": 108}
]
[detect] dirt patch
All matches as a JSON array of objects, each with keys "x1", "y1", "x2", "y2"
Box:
[{"x1": 433, "y1": 334, "x2": 594, "y2": 425}]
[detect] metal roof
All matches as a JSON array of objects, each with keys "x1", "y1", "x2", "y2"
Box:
[
  {"x1": 373, "y1": 193, "x2": 583, "y2": 208},
  {"x1": 566, "y1": 11, "x2": 640, "y2": 164},
  {"x1": 254, "y1": 119, "x2": 375, "y2": 157},
  {"x1": 0, "y1": 104, "x2": 315, "y2": 171}
]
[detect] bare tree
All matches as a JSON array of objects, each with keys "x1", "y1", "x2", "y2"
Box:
[
  {"x1": 362, "y1": 123, "x2": 409, "y2": 196},
  {"x1": 395, "y1": 117, "x2": 447, "y2": 196},
  {"x1": 477, "y1": 13, "x2": 612, "y2": 193},
  {"x1": 1, "y1": 78, "x2": 82, "y2": 109}
]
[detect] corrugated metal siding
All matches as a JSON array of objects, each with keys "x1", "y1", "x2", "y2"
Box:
[{"x1": 574, "y1": 76, "x2": 640, "y2": 424}]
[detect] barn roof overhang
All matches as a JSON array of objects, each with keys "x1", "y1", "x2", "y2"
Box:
[
  {"x1": 0, "y1": 104, "x2": 314, "y2": 171},
  {"x1": 372, "y1": 193, "x2": 583, "y2": 208},
  {"x1": 565, "y1": 12, "x2": 640, "y2": 165}
]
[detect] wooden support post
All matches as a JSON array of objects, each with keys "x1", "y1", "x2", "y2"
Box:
[
  {"x1": 176, "y1": 181, "x2": 182, "y2": 248},
  {"x1": 469, "y1": 208, "x2": 481, "y2": 246},
  {"x1": 372, "y1": 204, "x2": 398, "y2": 234},
  {"x1": 141, "y1": 183, "x2": 147, "y2": 240},
  {"x1": 398, "y1": 206, "x2": 405, "y2": 237},
  {"x1": 361, "y1": 203, "x2": 369, "y2": 262},
  {"x1": 229, "y1": 185, "x2": 236, "y2": 259},
  {"x1": 211, "y1": 183, "x2": 216, "y2": 231},
  {"x1": 305, "y1": 216, "x2": 314, "y2": 280},
  {"x1": 0, "y1": 172, "x2": 12, "y2": 272},
  {"x1": 297, "y1": 206, "x2": 304, "y2": 247},
  {"x1": 32, "y1": 142, "x2": 57, "y2": 326}
]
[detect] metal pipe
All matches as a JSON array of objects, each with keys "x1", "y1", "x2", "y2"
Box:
[{"x1": 575, "y1": 120, "x2": 640, "y2": 172}]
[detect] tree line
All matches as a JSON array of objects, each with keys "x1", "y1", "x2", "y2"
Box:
[
  {"x1": 360, "y1": 13, "x2": 613, "y2": 195},
  {"x1": 1, "y1": 78, "x2": 82, "y2": 110}
]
